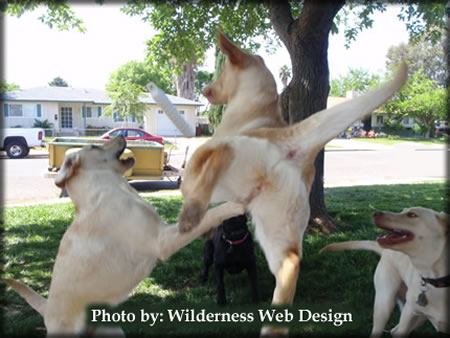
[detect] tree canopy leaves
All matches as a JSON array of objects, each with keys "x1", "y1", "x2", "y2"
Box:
[
  {"x1": 386, "y1": 37, "x2": 446, "y2": 87},
  {"x1": 121, "y1": 1, "x2": 274, "y2": 73},
  {"x1": 104, "y1": 79, "x2": 147, "y2": 123},
  {"x1": 384, "y1": 69, "x2": 446, "y2": 137},
  {"x1": 2, "y1": 0, "x2": 88, "y2": 32},
  {"x1": 0, "y1": 81, "x2": 20, "y2": 92},
  {"x1": 330, "y1": 68, "x2": 382, "y2": 97},
  {"x1": 104, "y1": 60, "x2": 176, "y2": 122},
  {"x1": 107, "y1": 60, "x2": 175, "y2": 95}
]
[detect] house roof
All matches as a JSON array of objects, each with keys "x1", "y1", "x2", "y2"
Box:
[{"x1": 0, "y1": 87, "x2": 203, "y2": 106}]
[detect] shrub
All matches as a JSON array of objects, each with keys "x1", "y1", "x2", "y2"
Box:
[{"x1": 33, "y1": 119, "x2": 53, "y2": 129}]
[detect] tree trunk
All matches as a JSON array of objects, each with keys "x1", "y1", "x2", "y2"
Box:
[
  {"x1": 269, "y1": 0, "x2": 345, "y2": 233},
  {"x1": 176, "y1": 62, "x2": 196, "y2": 100}
]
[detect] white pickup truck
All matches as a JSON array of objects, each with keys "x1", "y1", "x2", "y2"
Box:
[{"x1": 1, "y1": 128, "x2": 46, "y2": 158}]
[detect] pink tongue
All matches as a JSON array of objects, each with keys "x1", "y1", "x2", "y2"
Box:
[{"x1": 377, "y1": 233, "x2": 409, "y2": 245}]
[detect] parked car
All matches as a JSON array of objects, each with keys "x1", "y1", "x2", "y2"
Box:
[
  {"x1": 435, "y1": 126, "x2": 450, "y2": 136},
  {"x1": 1, "y1": 128, "x2": 46, "y2": 158},
  {"x1": 100, "y1": 128, "x2": 164, "y2": 145}
]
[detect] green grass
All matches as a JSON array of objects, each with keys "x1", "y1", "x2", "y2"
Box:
[
  {"x1": 355, "y1": 136, "x2": 448, "y2": 146},
  {"x1": 2, "y1": 182, "x2": 447, "y2": 337}
]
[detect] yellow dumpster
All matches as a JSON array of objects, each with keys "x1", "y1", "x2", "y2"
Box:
[{"x1": 47, "y1": 137, "x2": 169, "y2": 181}]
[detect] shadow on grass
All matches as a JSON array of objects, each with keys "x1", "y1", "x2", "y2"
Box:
[{"x1": 2, "y1": 182, "x2": 447, "y2": 336}]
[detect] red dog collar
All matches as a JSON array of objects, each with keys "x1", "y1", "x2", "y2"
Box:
[
  {"x1": 225, "y1": 231, "x2": 249, "y2": 246},
  {"x1": 422, "y1": 274, "x2": 450, "y2": 288}
]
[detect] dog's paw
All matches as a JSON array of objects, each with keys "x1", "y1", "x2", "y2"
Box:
[
  {"x1": 178, "y1": 201, "x2": 206, "y2": 233},
  {"x1": 260, "y1": 325, "x2": 289, "y2": 337}
]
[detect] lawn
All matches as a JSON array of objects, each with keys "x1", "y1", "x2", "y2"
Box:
[{"x1": 2, "y1": 182, "x2": 447, "y2": 337}]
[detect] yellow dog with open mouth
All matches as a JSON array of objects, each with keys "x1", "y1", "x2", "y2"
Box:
[{"x1": 321, "y1": 207, "x2": 449, "y2": 336}]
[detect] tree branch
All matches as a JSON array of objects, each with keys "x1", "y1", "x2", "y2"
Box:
[
  {"x1": 266, "y1": 0, "x2": 294, "y2": 50},
  {"x1": 294, "y1": 0, "x2": 345, "y2": 39}
]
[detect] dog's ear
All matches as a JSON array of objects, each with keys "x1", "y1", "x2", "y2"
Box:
[
  {"x1": 436, "y1": 212, "x2": 449, "y2": 234},
  {"x1": 55, "y1": 152, "x2": 81, "y2": 188},
  {"x1": 217, "y1": 29, "x2": 245, "y2": 67}
]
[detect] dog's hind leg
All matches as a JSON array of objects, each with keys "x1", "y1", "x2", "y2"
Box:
[
  {"x1": 215, "y1": 265, "x2": 227, "y2": 305},
  {"x1": 260, "y1": 246, "x2": 301, "y2": 337},
  {"x1": 247, "y1": 261, "x2": 260, "y2": 304},
  {"x1": 272, "y1": 248, "x2": 300, "y2": 305},
  {"x1": 178, "y1": 143, "x2": 234, "y2": 232}
]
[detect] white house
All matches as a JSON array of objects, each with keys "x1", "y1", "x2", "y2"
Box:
[{"x1": 0, "y1": 87, "x2": 203, "y2": 136}]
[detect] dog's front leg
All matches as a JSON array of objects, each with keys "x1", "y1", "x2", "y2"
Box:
[
  {"x1": 371, "y1": 262, "x2": 403, "y2": 337},
  {"x1": 158, "y1": 202, "x2": 244, "y2": 260},
  {"x1": 391, "y1": 304, "x2": 424, "y2": 337},
  {"x1": 202, "y1": 240, "x2": 214, "y2": 284},
  {"x1": 371, "y1": 293, "x2": 398, "y2": 338},
  {"x1": 215, "y1": 265, "x2": 227, "y2": 305}
]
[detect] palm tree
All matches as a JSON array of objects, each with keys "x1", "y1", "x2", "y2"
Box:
[{"x1": 279, "y1": 65, "x2": 291, "y2": 89}]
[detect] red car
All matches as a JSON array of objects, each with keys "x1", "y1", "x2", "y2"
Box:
[{"x1": 100, "y1": 128, "x2": 164, "y2": 145}]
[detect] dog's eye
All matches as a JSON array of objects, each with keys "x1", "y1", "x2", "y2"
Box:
[{"x1": 406, "y1": 212, "x2": 417, "y2": 218}]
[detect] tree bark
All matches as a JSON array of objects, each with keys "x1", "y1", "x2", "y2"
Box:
[
  {"x1": 176, "y1": 62, "x2": 196, "y2": 100},
  {"x1": 268, "y1": 0, "x2": 345, "y2": 233}
]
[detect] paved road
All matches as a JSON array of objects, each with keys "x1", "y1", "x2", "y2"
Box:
[{"x1": 1, "y1": 139, "x2": 447, "y2": 206}]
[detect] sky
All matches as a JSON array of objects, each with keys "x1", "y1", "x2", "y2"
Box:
[{"x1": 2, "y1": 3, "x2": 410, "y2": 93}]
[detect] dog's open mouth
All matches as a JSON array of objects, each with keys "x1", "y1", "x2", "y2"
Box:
[{"x1": 375, "y1": 222, "x2": 414, "y2": 246}]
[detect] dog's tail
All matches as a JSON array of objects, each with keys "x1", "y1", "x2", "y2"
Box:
[
  {"x1": 320, "y1": 240, "x2": 383, "y2": 256},
  {"x1": 247, "y1": 63, "x2": 408, "y2": 160},
  {"x1": 4, "y1": 279, "x2": 47, "y2": 316}
]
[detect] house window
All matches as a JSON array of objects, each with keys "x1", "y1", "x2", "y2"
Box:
[
  {"x1": 98, "y1": 107, "x2": 102, "y2": 117},
  {"x1": 4, "y1": 103, "x2": 41, "y2": 117},
  {"x1": 9, "y1": 104, "x2": 23, "y2": 117},
  {"x1": 376, "y1": 116, "x2": 384, "y2": 125},
  {"x1": 86, "y1": 107, "x2": 92, "y2": 118}
]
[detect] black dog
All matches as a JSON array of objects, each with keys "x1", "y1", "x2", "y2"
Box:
[{"x1": 202, "y1": 214, "x2": 259, "y2": 305}]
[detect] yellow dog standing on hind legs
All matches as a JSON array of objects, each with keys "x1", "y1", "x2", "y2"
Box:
[
  {"x1": 178, "y1": 30, "x2": 408, "y2": 336},
  {"x1": 4, "y1": 136, "x2": 244, "y2": 336}
]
